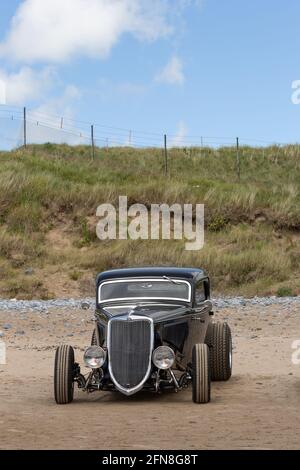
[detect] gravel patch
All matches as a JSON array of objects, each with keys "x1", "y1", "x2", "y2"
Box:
[
  {"x1": 213, "y1": 296, "x2": 300, "y2": 309},
  {"x1": 0, "y1": 296, "x2": 299, "y2": 312},
  {"x1": 0, "y1": 298, "x2": 94, "y2": 312}
]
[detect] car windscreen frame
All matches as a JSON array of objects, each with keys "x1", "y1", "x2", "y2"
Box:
[{"x1": 98, "y1": 278, "x2": 192, "y2": 304}]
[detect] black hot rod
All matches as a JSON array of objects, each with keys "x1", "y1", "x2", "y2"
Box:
[{"x1": 54, "y1": 267, "x2": 232, "y2": 404}]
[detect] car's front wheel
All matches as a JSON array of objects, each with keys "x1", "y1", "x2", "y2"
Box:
[
  {"x1": 192, "y1": 343, "x2": 211, "y2": 404},
  {"x1": 54, "y1": 345, "x2": 75, "y2": 404},
  {"x1": 205, "y1": 322, "x2": 232, "y2": 381}
]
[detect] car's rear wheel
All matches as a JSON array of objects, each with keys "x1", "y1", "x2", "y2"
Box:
[
  {"x1": 192, "y1": 343, "x2": 211, "y2": 404},
  {"x1": 205, "y1": 322, "x2": 232, "y2": 381},
  {"x1": 91, "y1": 329, "x2": 97, "y2": 345},
  {"x1": 54, "y1": 345, "x2": 75, "y2": 404},
  {"x1": 91, "y1": 326, "x2": 104, "y2": 346}
]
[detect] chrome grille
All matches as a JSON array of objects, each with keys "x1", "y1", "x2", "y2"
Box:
[{"x1": 108, "y1": 318, "x2": 152, "y2": 392}]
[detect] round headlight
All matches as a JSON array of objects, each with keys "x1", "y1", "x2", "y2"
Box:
[
  {"x1": 83, "y1": 346, "x2": 106, "y2": 369},
  {"x1": 152, "y1": 346, "x2": 175, "y2": 370}
]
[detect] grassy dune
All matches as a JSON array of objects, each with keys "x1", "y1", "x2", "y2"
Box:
[{"x1": 0, "y1": 143, "x2": 299, "y2": 299}]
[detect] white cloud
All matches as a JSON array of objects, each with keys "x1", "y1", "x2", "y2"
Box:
[
  {"x1": 32, "y1": 85, "x2": 81, "y2": 120},
  {"x1": 170, "y1": 120, "x2": 188, "y2": 147},
  {"x1": 155, "y1": 56, "x2": 185, "y2": 85},
  {"x1": 0, "y1": 0, "x2": 172, "y2": 64},
  {"x1": 24, "y1": 85, "x2": 83, "y2": 146},
  {"x1": 0, "y1": 66, "x2": 56, "y2": 105},
  {"x1": 0, "y1": 79, "x2": 6, "y2": 104}
]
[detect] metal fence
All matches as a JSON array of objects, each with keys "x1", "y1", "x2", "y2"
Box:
[
  {"x1": 1, "y1": 104, "x2": 289, "y2": 151},
  {"x1": 1, "y1": 103, "x2": 299, "y2": 180}
]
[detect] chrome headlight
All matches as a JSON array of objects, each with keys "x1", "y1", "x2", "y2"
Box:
[
  {"x1": 83, "y1": 346, "x2": 106, "y2": 369},
  {"x1": 152, "y1": 346, "x2": 175, "y2": 370}
]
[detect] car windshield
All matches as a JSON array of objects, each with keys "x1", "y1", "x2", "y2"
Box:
[{"x1": 98, "y1": 279, "x2": 191, "y2": 303}]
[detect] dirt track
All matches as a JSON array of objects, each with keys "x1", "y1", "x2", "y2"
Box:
[{"x1": 0, "y1": 304, "x2": 300, "y2": 450}]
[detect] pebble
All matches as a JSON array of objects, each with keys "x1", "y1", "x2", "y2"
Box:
[
  {"x1": 3, "y1": 323, "x2": 12, "y2": 330},
  {"x1": 24, "y1": 268, "x2": 34, "y2": 275},
  {"x1": 81, "y1": 301, "x2": 91, "y2": 310}
]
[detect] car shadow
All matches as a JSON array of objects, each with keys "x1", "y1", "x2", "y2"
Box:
[{"x1": 72, "y1": 386, "x2": 191, "y2": 404}]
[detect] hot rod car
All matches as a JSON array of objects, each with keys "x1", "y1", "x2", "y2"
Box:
[{"x1": 54, "y1": 267, "x2": 232, "y2": 404}]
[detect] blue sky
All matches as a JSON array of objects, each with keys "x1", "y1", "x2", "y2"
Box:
[{"x1": 0, "y1": 0, "x2": 300, "y2": 148}]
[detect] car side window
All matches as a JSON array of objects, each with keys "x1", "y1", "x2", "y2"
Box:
[{"x1": 195, "y1": 281, "x2": 206, "y2": 305}]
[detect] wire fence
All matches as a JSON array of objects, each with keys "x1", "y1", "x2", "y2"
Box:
[
  {"x1": 1, "y1": 103, "x2": 293, "y2": 151},
  {"x1": 1, "y1": 103, "x2": 300, "y2": 179}
]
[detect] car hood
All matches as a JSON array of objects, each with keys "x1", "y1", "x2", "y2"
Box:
[{"x1": 102, "y1": 301, "x2": 212, "y2": 324}]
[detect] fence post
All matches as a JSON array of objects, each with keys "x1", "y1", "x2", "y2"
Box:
[
  {"x1": 91, "y1": 124, "x2": 95, "y2": 160},
  {"x1": 23, "y1": 107, "x2": 27, "y2": 148},
  {"x1": 164, "y1": 134, "x2": 168, "y2": 176},
  {"x1": 236, "y1": 137, "x2": 240, "y2": 180}
]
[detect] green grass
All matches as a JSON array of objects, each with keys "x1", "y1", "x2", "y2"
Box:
[
  {"x1": 276, "y1": 287, "x2": 295, "y2": 297},
  {"x1": 0, "y1": 143, "x2": 299, "y2": 299}
]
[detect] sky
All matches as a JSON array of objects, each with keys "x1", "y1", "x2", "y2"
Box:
[{"x1": 0, "y1": 0, "x2": 300, "y2": 148}]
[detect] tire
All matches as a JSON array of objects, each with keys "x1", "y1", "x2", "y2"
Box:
[
  {"x1": 91, "y1": 329, "x2": 97, "y2": 346},
  {"x1": 192, "y1": 343, "x2": 211, "y2": 404},
  {"x1": 54, "y1": 345, "x2": 75, "y2": 404},
  {"x1": 205, "y1": 322, "x2": 232, "y2": 381},
  {"x1": 91, "y1": 326, "x2": 104, "y2": 346}
]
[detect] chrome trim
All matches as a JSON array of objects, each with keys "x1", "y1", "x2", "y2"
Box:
[
  {"x1": 98, "y1": 278, "x2": 192, "y2": 304},
  {"x1": 83, "y1": 346, "x2": 106, "y2": 369},
  {"x1": 152, "y1": 346, "x2": 175, "y2": 370},
  {"x1": 107, "y1": 314, "x2": 154, "y2": 396},
  {"x1": 103, "y1": 302, "x2": 182, "y2": 309},
  {"x1": 169, "y1": 369, "x2": 180, "y2": 389}
]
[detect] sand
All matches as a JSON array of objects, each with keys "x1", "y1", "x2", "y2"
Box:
[{"x1": 0, "y1": 304, "x2": 300, "y2": 450}]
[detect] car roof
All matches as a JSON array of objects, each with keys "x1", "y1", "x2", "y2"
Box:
[{"x1": 96, "y1": 267, "x2": 208, "y2": 284}]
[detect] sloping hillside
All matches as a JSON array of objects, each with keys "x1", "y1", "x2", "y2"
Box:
[{"x1": 0, "y1": 143, "x2": 299, "y2": 299}]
